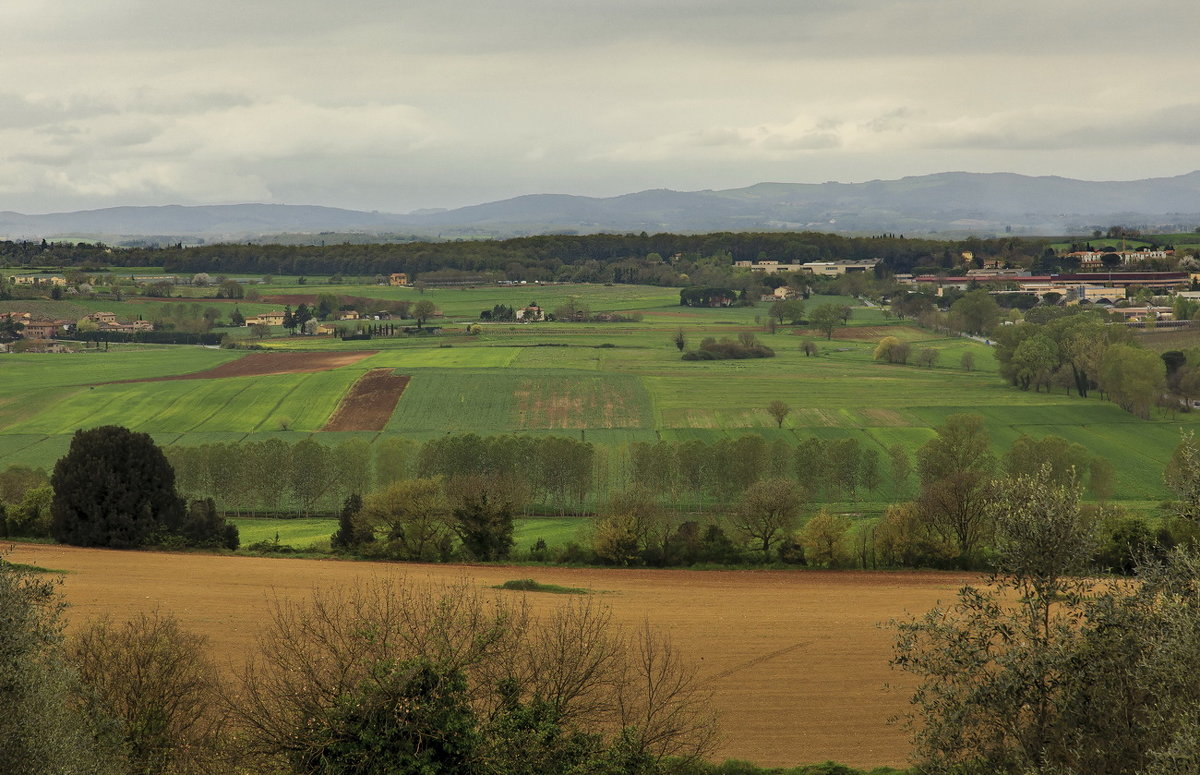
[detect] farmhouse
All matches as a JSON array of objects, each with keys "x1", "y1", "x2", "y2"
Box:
[
  {"x1": 515, "y1": 303, "x2": 545, "y2": 322},
  {"x1": 388, "y1": 273, "x2": 410, "y2": 286},
  {"x1": 21, "y1": 319, "x2": 72, "y2": 339},
  {"x1": 83, "y1": 311, "x2": 119, "y2": 325},
  {"x1": 245, "y1": 312, "x2": 286, "y2": 326}
]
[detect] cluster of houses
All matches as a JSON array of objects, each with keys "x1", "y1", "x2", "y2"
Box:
[{"x1": 0, "y1": 310, "x2": 154, "y2": 352}]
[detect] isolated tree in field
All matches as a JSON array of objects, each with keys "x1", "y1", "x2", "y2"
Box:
[
  {"x1": 413, "y1": 299, "x2": 438, "y2": 329},
  {"x1": 766, "y1": 400, "x2": 791, "y2": 428},
  {"x1": 731, "y1": 477, "x2": 804, "y2": 559},
  {"x1": 672, "y1": 328, "x2": 686, "y2": 351},
  {"x1": 874, "y1": 336, "x2": 905, "y2": 364},
  {"x1": 801, "y1": 338, "x2": 819, "y2": 357},
  {"x1": 809, "y1": 303, "x2": 843, "y2": 339},
  {"x1": 916, "y1": 348, "x2": 940, "y2": 369},
  {"x1": 959, "y1": 350, "x2": 975, "y2": 372},
  {"x1": 51, "y1": 426, "x2": 184, "y2": 549}
]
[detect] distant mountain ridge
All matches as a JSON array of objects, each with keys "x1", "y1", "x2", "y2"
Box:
[{"x1": 4, "y1": 171, "x2": 1200, "y2": 242}]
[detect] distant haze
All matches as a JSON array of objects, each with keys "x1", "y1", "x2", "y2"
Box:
[
  {"x1": 2, "y1": 171, "x2": 1199, "y2": 241},
  {"x1": 1, "y1": 1, "x2": 1198, "y2": 214}
]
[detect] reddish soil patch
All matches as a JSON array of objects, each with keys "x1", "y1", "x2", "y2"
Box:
[
  {"x1": 322, "y1": 369, "x2": 410, "y2": 431},
  {"x1": 7, "y1": 543, "x2": 978, "y2": 769},
  {"x1": 106, "y1": 350, "x2": 377, "y2": 384}
]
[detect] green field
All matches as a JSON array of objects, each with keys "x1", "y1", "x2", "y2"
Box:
[
  {"x1": 232, "y1": 516, "x2": 590, "y2": 554},
  {"x1": 2, "y1": 283, "x2": 1197, "y2": 507}
]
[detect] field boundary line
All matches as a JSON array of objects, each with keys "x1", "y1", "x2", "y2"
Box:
[{"x1": 249, "y1": 373, "x2": 313, "y2": 431}]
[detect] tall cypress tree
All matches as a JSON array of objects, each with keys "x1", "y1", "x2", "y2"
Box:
[{"x1": 50, "y1": 426, "x2": 184, "y2": 548}]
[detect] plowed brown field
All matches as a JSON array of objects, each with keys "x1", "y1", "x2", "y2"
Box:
[
  {"x1": 322, "y1": 369, "x2": 410, "y2": 430},
  {"x1": 5, "y1": 543, "x2": 977, "y2": 769},
  {"x1": 107, "y1": 350, "x2": 376, "y2": 383}
]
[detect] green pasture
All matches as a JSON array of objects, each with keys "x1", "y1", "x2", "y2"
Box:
[
  {"x1": 1, "y1": 283, "x2": 1197, "y2": 507},
  {"x1": 231, "y1": 516, "x2": 590, "y2": 554}
]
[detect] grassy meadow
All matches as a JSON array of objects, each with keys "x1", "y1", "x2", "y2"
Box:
[{"x1": 3, "y1": 280, "x2": 1198, "y2": 515}]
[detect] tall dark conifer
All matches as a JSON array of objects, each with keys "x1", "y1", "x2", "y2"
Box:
[{"x1": 50, "y1": 426, "x2": 184, "y2": 548}]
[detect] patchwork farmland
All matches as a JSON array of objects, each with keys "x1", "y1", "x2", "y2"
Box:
[{"x1": 1, "y1": 283, "x2": 1196, "y2": 510}]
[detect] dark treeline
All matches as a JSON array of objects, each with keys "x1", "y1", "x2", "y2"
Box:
[{"x1": 0, "y1": 232, "x2": 1054, "y2": 284}]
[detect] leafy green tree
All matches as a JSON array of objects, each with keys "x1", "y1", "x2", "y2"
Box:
[
  {"x1": 361, "y1": 478, "x2": 451, "y2": 560},
  {"x1": 1165, "y1": 431, "x2": 1200, "y2": 522},
  {"x1": 809, "y1": 303, "x2": 843, "y2": 339},
  {"x1": 413, "y1": 299, "x2": 438, "y2": 329},
  {"x1": 893, "y1": 467, "x2": 1096, "y2": 774},
  {"x1": 730, "y1": 477, "x2": 804, "y2": 559},
  {"x1": 915, "y1": 413, "x2": 995, "y2": 564},
  {"x1": 1101, "y1": 343, "x2": 1167, "y2": 419},
  {"x1": 949, "y1": 289, "x2": 1001, "y2": 335},
  {"x1": 800, "y1": 509, "x2": 852, "y2": 567},
  {"x1": 51, "y1": 426, "x2": 184, "y2": 548}
]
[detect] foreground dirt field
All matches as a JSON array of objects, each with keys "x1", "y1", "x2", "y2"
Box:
[{"x1": 7, "y1": 543, "x2": 977, "y2": 768}]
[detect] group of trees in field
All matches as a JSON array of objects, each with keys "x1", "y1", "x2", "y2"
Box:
[
  {"x1": 164, "y1": 433, "x2": 598, "y2": 519},
  {"x1": 0, "y1": 560, "x2": 721, "y2": 775},
  {"x1": 681, "y1": 333, "x2": 775, "y2": 360},
  {"x1": 990, "y1": 309, "x2": 1177, "y2": 417}
]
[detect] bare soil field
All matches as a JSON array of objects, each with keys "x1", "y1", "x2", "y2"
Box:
[
  {"x1": 322, "y1": 369, "x2": 410, "y2": 431},
  {"x1": 6, "y1": 543, "x2": 976, "y2": 769},
  {"x1": 106, "y1": 350, "x2": 376, "y2": 383}
]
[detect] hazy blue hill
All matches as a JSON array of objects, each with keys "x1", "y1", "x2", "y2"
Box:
[{"x1": 3, "y1": 171, "x2": 1199, "y2": 241}]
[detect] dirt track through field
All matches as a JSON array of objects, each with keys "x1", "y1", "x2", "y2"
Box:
[
  {"x1": 103, "y1": 350, "x2": 377, "y2": 383},
  {"x1": 322, "y1": 369, "x2": 410, "y2": 431},
  {"x1": 5, "y1": 543, "x2": 976, "y2": 769}
]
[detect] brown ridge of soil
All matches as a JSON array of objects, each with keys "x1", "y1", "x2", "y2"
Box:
[
  {"x1": 5, "y1": 542, "x2": 979, "y2": 769},
  {"x1": 322, "y1": 369, "x2": 410, "y2": 431},
  {"x1": 260, "y1": 293, "x2": 321, "y2": 305},
  {"x1": 104, "y1": 350, "x2": 377, "y2": 384}
]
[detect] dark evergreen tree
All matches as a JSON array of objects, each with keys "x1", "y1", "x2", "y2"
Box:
[
  {"x1": 450, "y1": 490, "x2": 515, "y2": 561},
  {"x1": 331, "y1": 493, "x2": 369, "y2": 551},
  {"x1": 281, "y1": 305, "x2": 295, "y2": 333},
  {"x1": 50, "y1": 426, "x2": 185, "y2": 548},
  {"x1": 230, "y1": 307, "x2": 245, "y2": 327}
]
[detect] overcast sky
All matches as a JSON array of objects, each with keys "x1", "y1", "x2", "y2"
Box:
[{"x1": 3, "y1": 0, "x2": 1198, "y2": 214}]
